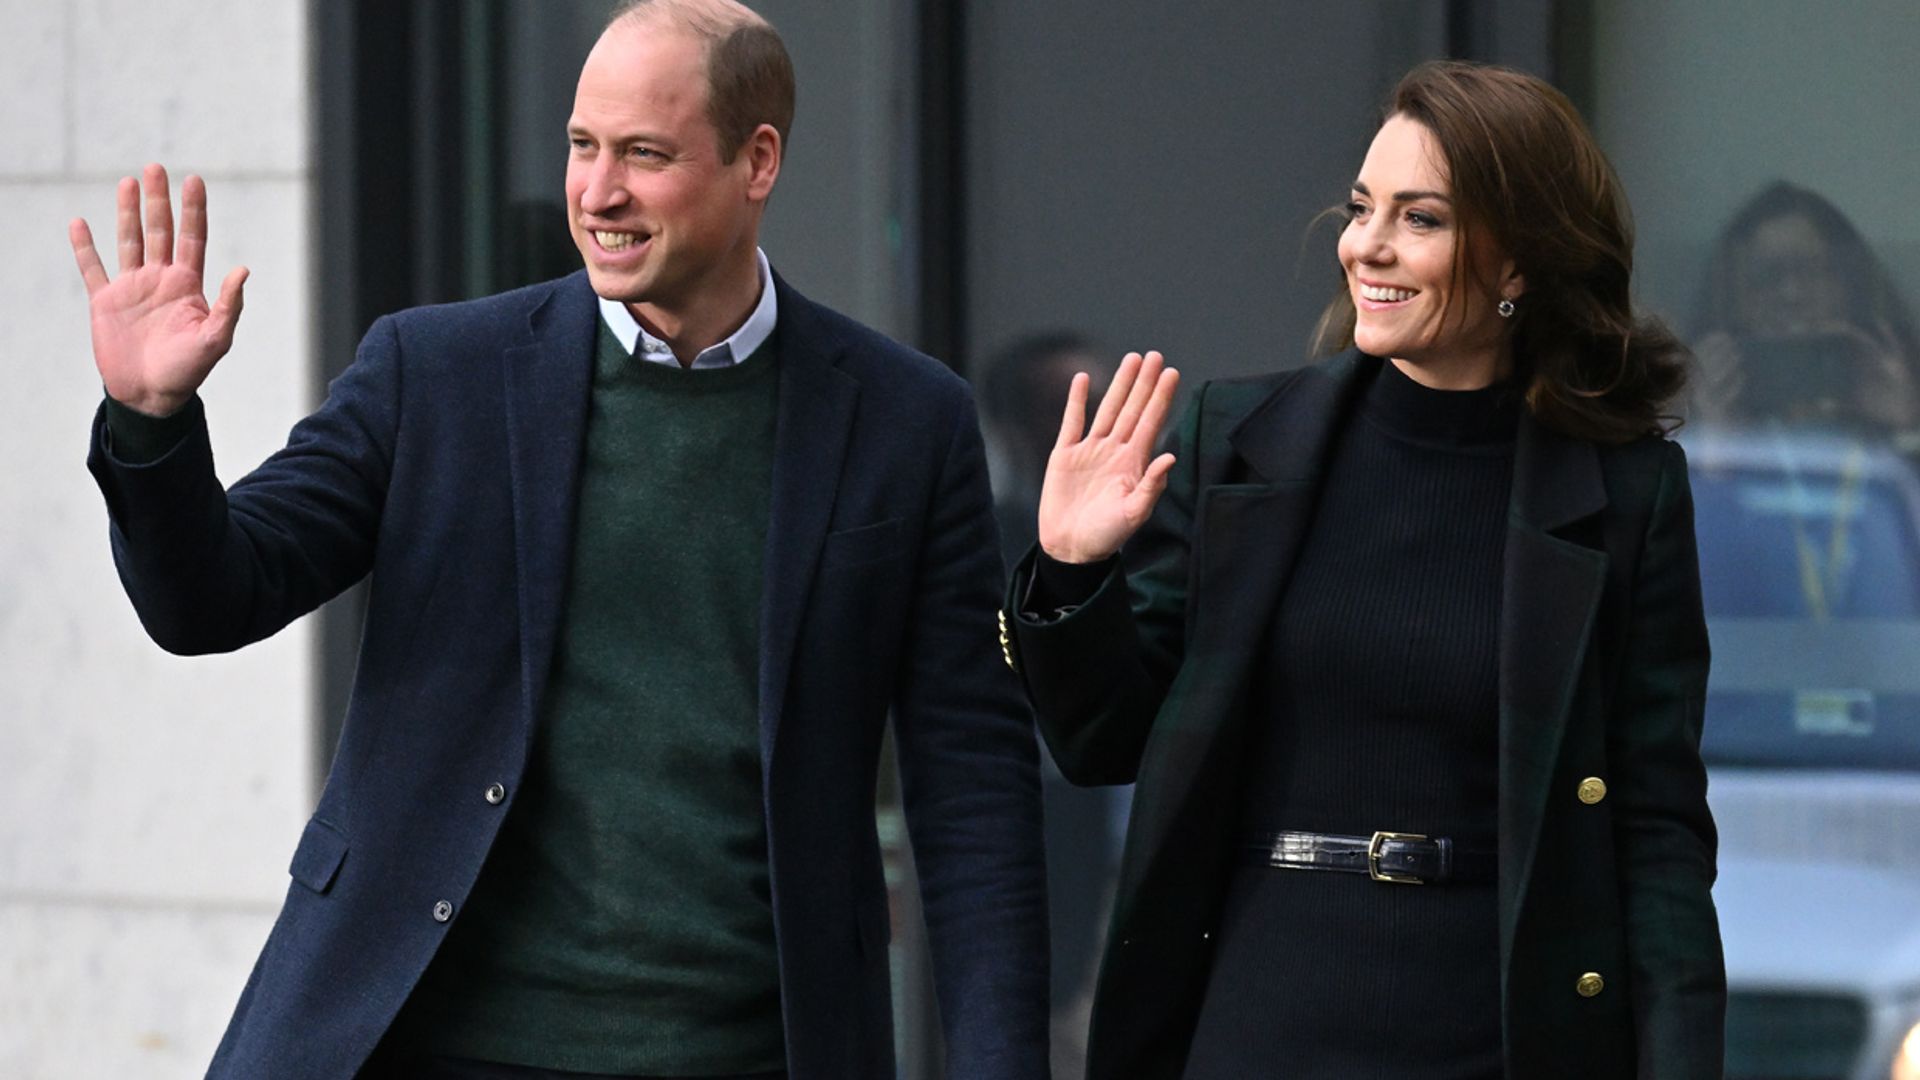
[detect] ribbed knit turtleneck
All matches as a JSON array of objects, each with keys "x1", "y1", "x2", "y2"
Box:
[{"x1": 1181, "y1": 356, "x2": 1518, "y2": 1080}]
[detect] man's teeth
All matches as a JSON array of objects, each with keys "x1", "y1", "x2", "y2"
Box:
[
  {"x1": 1360, "y1": 284, "x2": 1415, "y2": 302},
  {"x1": 596, "y1": 231, "x2": 641, "y2": 251}
]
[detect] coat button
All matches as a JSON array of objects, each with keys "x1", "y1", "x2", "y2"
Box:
[
  {"x1": 1577, "y1": 777, "x2": 1607, "y2": 805},
  {"x1": 998, "y1": 609, "x2": 1016, "y2": 671},
  {"x1": 484, "y1": 783, "x2": 507, "y2": 805},
  {"x1": 1576, "y1": 972, "x2": 1605, "y2": 997},
  {"x1": 432, "y1": 900, "x2": 454, "y2": 923}
]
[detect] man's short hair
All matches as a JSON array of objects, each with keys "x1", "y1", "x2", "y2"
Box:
[{"x1": 608, "y1": 0, "x2": 796, "y2": 163}]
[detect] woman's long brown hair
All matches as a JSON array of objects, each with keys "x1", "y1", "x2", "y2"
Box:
[{"x1": 1314, "y1": 61, "x2": 1687, "y2": 444}]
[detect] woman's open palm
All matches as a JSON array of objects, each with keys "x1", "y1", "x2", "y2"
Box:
[{"x1": 1037, "y1": 350, "x2": 1181, "y2": 564}]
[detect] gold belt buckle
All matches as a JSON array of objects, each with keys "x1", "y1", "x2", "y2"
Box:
[{"x1": 1367, "y1": 830, "x2": 1428, "y2": 884}]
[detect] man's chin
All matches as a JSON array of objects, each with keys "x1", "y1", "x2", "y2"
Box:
[{"x1": 582, "y1": 266, "x2": 649, "y2": 304}]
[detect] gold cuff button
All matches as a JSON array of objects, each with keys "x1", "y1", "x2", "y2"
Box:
[
  {"x1": 1576, "y1": 972, "x2": 1605, "y2": 997},
  {"x1": 1577, "y1": 777, "x2": 1607, "y2": 805}
]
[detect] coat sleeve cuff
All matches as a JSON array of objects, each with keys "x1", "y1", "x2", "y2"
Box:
[{"x1": 102, "y1": 394, "x2": 203, "y2": 465}]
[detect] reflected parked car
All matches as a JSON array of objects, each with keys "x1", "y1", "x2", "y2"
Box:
[{"x1": 1687, "y1": 428, "x2": 1920, "y2": 1080}]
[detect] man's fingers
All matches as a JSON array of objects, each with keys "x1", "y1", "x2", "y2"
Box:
[
  {"x1": 1088, "y1": 352, "x2": 1141, "y2": 439},
  {"x1": 1111, "y1": 350, "x2": 1165, "y2": 443},
  {"x1": 1055, "y1": 371, "x2": 1090, "y2": 448},
  {"x1": 69, "y1": 219, "x2": 110, "y2": 295},
  {"x1": 207, "y1": 266, "x2": 249, "y2": 348},
  {"x1": 178, "y1": 174, "x2": 208, "y2": 277},
  {"x1": 115, "y1": 176, "x2": 143, "y2": 272},
  {"x1": 143, "y1": 163, "x2": 174, "y2": 266}
]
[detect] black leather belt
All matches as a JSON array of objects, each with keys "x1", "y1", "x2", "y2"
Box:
[{"x1": 1245, "y1": 830, "x2": 1496, "y2": 885}]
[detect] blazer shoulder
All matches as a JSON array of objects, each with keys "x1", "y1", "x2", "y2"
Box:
[
  {"x1": 1596, "y1": 431, "x2": 1689, "y2": 510},
  {"x1": 383, "y1": 272, "x2": 587, "y2": 347},
  {"x1": 780, "y1": 282, "x2": 973, "y2": 405}
]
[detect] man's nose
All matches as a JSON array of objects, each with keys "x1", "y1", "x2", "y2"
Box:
[{"x1": 579, "y1": 156, "x2": 628, "y2": 214}]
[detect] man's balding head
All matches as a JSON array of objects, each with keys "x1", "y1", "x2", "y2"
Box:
[{"x1": 603, "y1": 0, "x2": 794, "y2": 164}]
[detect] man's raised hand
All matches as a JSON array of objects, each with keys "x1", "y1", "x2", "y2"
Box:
[
  {"x1": 70, "y1": 164, "x2": 248, "y2": 417},
  {"x1": 1036, "y1": 350, "x2": 1181, "y2": 564}
]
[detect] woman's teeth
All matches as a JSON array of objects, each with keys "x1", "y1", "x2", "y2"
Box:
[{"x1": 1360, "y1": 284, "x2": 1415, "y2": 302}]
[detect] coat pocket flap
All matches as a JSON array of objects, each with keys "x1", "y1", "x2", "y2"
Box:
[
  {"x1": 821, "y1": 517, "x2": 904, "y2": 571},
  {"x1": 288, "y1": 817, "x2": 349, "y2": 894}
]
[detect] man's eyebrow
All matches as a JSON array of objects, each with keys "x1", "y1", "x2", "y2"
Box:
[
  {"x1": 1350, "y1": 180, "x2": 1451, "y2": 204},
  {"x1": 566, "y1": 125, "x2": 677, "y2": 149}
]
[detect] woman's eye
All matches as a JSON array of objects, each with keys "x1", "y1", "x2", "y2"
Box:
[
  {"x1": 1407, "y1": 210, "x2": 1441, "y2": 228},
  {"x1": 1345, "y1": 201, "x2": 1369, "y2": 220}
]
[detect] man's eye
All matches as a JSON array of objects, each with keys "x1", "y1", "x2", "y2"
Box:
[{"x1": 628, "y1": 146, "x2": 659, "y2": 159}]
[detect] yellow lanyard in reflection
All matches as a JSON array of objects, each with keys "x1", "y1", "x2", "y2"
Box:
[{"x1": 1771, "y1": 427, "x2": 1866, "y2": 622}]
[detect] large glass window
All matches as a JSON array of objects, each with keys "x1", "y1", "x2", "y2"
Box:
[{"x1": 1578, "y1": 2, "x2": 1920, "y2": 1074}]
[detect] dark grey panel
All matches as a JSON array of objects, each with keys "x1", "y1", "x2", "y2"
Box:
[{"x1": 965, "y1": 2, "x2": 1447, "y2": 385}]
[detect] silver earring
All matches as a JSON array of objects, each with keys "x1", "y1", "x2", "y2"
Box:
[{"x1": 1497, "y1": 297, "x2": 1516, "y2": 318}]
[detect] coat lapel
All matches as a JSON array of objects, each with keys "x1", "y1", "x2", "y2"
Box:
[
  {"x1": 502, "y1": 273, "x2": 598, "y2": 747},
  {"x1": 1496, "y1": 413, "x2": 1609, "y2": 955},
  {"x1": 756, "y1": 276, "x2": 859, "y2": 769},
  {"x1": 1129, "y1": 357, "x2": 1373, "y2": 878}
]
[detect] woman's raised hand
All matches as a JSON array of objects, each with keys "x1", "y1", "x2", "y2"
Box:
[
  {"x1": 1037, "y1": 350, "x2": 1181, "y2": 564},
  {"x1": 69, "y1": 164, "x2": 249, "y2": 418}
]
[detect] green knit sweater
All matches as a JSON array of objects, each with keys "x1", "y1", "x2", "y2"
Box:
[{"x1": 387, "y1": 322, "x2": 786, "y2": 1073}]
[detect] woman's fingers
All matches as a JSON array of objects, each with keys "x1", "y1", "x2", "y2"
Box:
[
  {"x1": 1054, "y1": 371, "x2": 1090, "y2": 448},
  {"x1": 1109, "y1": 351, "x2": 1161, "y2": 443},
  {"x1": 1133, "y1": 363, "x2": 1181, "y2": 451},
  {"x1": 1130, "y1": 452, "x2": 1179, "y2": 516},
  {"x1": 1087, "y1": 352, "x2": 1141, "y2": 439}
]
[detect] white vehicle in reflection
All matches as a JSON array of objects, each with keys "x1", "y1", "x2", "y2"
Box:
[{"x1": 1687, "y1": 428, "x2": 1920, "y2": 1080}]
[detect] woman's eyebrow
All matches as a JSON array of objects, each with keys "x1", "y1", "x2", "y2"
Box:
[{"x1": 1351, "y1": 180, "x2": 1452, "y2": 204}]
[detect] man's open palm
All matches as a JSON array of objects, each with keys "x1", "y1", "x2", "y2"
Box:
[{"x1": 70, "y1": 163, "x2": 247, "y2": 417}]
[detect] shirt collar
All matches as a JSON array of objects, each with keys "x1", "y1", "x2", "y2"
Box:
[{"x1": 596, "y1": 248, "x2": 777, "y2": 369}]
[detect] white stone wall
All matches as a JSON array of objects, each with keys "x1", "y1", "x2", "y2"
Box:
[{"x1": 0, "y1": 2, "x2": 315, "y2": 1077}]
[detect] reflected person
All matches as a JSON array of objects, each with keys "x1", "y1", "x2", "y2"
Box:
[
  {"x1": 70, "y1": 1, "x2": 1047, "y2": 1078},
  {"x1": 1691, "y1": 180, "x2": 1920, "y2": 442},
  {"x1": 1002, "y1": 61, "x2": 1723, "y2": 1079}
]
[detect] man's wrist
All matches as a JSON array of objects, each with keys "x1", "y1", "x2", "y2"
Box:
[{"x1": 103, "y1": 393, "x2": 202, "y2": 464}]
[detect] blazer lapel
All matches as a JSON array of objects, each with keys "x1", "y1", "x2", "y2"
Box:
[
  {"x1": 1496, "y1": 413, "x2": 1609, "y2": 953},
  {"x1": 756, "y1": 276, "x2": 859, "y2": 769},
  {"x1": 1130, "y1": 356, "x2": 1373, "y2": 877},
  {"x1": 502, "y1": 273, "x2": 598, "y2": 746}
]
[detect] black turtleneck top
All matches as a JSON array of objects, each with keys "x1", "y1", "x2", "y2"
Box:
[{"x1": 1180, "y1": 357, "x2": 1519, "y2": 1080}]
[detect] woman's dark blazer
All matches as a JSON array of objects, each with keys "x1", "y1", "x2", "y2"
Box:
[{"x1": 1002, "y1": 352, "x2": 1726, "y2": 1079}]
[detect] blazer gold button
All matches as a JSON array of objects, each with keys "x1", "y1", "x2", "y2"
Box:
[
  {"x1": 432, "y1": 900, "x2": 454, "y2": 923},
  {"x1": 1577, "y1": 777, "x2": 1607, "y2": 805},
  {"x1": 484, "y1": 783, "x2": 507, "y2": 805},
  {"x1": 1576, "y1": 972, "x2": 1604, "y2": 997}
]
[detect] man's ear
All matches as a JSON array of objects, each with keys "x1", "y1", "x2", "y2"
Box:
[{"x1": 744, "y1": 123, "x2": 781, "y2": 201}]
